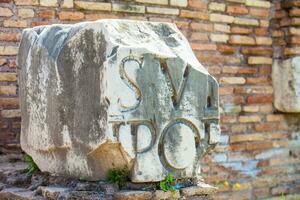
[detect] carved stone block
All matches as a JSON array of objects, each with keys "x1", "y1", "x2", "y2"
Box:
[
  {"x1": 17, "y1": 20, "x2": 220, "y2": 182},
  {"x1": 273, "y1": 57, "x2": 300, "y2": 112}
]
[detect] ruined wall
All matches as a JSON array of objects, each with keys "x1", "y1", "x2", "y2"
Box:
[{"x1": 0, "y1": 0, "x2": 299, "y2": 199}]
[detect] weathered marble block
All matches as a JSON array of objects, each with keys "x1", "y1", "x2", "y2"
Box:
[
  {"x1": 273, "y1": 57, "x2": 300, "y2": 112},
  {"x1": 17, "y1": 20, "x2": 220, "y2": 182}
]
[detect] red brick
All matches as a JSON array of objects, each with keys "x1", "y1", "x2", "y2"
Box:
[
  {"x1": 227, "y1": 6, "x2": 248, "y2": 15},
  {"x1": 230, "y1": 133, "x2": 264, "y2": 143},
  {"x1": 255, "y1": 28, "x2": 268, "y2": 36},
  {"x1": 217, "y1": 45, "x2": 235, "y2": 54},
  {"x1": 31, "y1": 21, "x2": 52, "y2": 27},
  {"x1": 190, "y1": 33, "x2": 209, "y2": 41},
  {"x1": 247, "y1": 95, "x2": 273, "y2": 104},
  {"x1": 191, "y1": 43, "x2": 216, "y2": 51},
  {"x1": 253, "y1": 188, "x2": 270, "y2": 198},
  {"x1": 197, "y1": 55, "x2": 240, "y2": 64},
  {"x1": 37, "y1": 10, "x2": 55, "y2": 19},
  {"x1": 289, "y1": 8, "x2": 300, "y2": 17},
  {"x1": 190, "y1": 22, "x2": 213, "y2": 31},
  {"x1": 0, "y1": 32, "x2": 21, "y2": 42},
  {"x1": 241, "y1": 47, "x2": 273, "y2": 55},
  {"x1": 223, "y1": 66, "x2": 257, "y2": 74},
  {"x1": 255, "y1": 123, "x2": 287, "y2": 132},
  {"x1": 289, "y1": 36, "x2": 300, "y2": 44},
  {"x1": 231, "y1": 124, "x2": 247, "y2": 133},
  {"x1": 230, "y1": 143, "x2": 247, "y2": 151},
  {"x1": 189, "y1": 0, "x2": 207, "y2": 9},
  {"x1": 249, "y1": 8, "x2": 269, "y2": 18},
  {"x1": 259, "y1": 66, "x2": 271, "y2": 75},
  {"x1": 231, "y1": 26, "x2": 252, "y2": 34},
  {"x1": 246, "y1": 77, "x2": 271, "y2": 85},
  {"x1": 246, "y1": 142, "x2": 273, "y2": 150},
  {"x1": 272, "y1": 30, "x2": 284, "y2": 37},
  {"x1": 229, "y1": 35, "x2": 255, "y2": 45},
  {"x1": 0, "y1": 98, "x2": 19, "y2": 108},
  {"x1": 58, "y1": 11, "x2": 84, "y2": 21},
  {"x1": 275, "y1": 10, "x2": 287, "y2": 18},
  {"x1": 180, "y1": 10, "x2": 208, "y2": 20},
  {"x1": 221, "y1": 115, "x2": 236, "y2": 123},
  {"x1": 207, "y1": 66, "x2": 221, "y2": 74},
  {"x1": 266, "y1": 114, "x2": 284, "y2": 122}
]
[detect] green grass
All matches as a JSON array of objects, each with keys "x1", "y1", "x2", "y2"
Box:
[{"x1": 24, "y1": 154, "x2": 40, "y2": 175}]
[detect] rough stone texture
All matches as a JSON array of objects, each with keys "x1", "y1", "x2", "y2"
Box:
[
  {"x1": 2, "y1": 0, "x2": 300, "y2": 199},
  {"x1": 273, "y1": 57, "x2": 300, "y2": 112},
  {"x1": 0, "y1": 155, "x2": 214, "y2": 200},
  {"x1": 17, "y1": 19, "x2": 220, "y2": 182}
]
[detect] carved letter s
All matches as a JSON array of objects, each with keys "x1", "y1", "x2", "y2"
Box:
[{"x1": 118, "y1": 56, "x2": 142, "y2": 112}]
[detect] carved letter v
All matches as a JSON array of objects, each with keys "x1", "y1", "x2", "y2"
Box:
[{"x1": 159, "y1": 58, "x2": 190, "y2": 108}]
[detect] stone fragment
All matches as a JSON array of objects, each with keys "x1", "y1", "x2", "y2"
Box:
[
  {"x1": 0, "y1": 187, "x2": 35, "y2": 200},
  {"x1": 66, "y1": 191, "x2": 106, "y2": 200},
  {"x1": 38, "y1": 186, "x2": 69, "y2": 199},
  {"x1": 153, "y1": 190, "x2": 180, "y2": 199},
  {"x1": 17, "y1": 20, "x2": 220, "y2": 182},
  {"x1": 114, "y1": 190, "x2": 153, "y2": 200},
  {"x1": 180, "y1": 182, "x2": 217, "y2": 197},
  {"x1": 273, "y1": 57, "x2": 300, "y2": 112}
]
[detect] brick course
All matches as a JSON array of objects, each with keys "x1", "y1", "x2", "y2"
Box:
[{"x1": 0, "y1": 0, "x2": 299, "y2": 199}]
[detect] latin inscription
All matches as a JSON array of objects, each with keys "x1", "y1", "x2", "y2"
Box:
[{"x1": 110, "y1": 56, "x2": 206, "y2": 171}]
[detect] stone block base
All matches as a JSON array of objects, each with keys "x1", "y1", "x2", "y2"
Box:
[{"x1": 0, "y1": 154, "x2": 216, "y2": 200}]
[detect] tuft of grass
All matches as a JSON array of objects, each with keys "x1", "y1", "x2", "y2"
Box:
[
  {"x1": 159, "y1": 173, "x2": 176, "y2": 192},
  {"x1": 24, "y1": 154, "x2": 40, "y2": 175},
  {"x1": 107, "y1": 167, "x2": 130, "y2": 188}
]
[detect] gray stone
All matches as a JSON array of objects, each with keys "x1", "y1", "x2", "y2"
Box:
[
  {"x1": 65, "y1": 191, "x2": 108, "y2": 200},
  {"x1": 273, "y1": 57, "x2": 300, "y2": 112},
  {"x1": 0, "y1": 187, "x2": 35, "y2": 200},
  {"x1": 113, "y1": 190, "x2": 153, "y2": 200},
  {"x1": 17, "y1": 19, "x2": 220, "y2": 182},
  {"x1": 180, "y1": 182, "x2": 217, "y2": 197},
  {"x1": 153, "y1": 190, "x2": 180, "y2": 200},
  {"x1": 38, "y1": 186, "x2": 69, "y2": 199}
]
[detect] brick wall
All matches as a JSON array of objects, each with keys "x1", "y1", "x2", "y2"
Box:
[{"x1": 0, "y1": 0, "x2": 299, "y2": 199}]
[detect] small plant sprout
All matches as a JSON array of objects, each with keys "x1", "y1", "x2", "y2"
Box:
[
  {"x1": 24, "y1": 154, "x2": 40, "y2": 175},
  {"x1": 107, "y1": 167, "x2": 130, "y2": 188},
  {"x1": 159, "y1": 173, "x2": 176, "y2": 192}
]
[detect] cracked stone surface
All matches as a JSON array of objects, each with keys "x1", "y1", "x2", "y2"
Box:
[{"x1": 17, "y1": 19, "x2": 220, "y2": 182}]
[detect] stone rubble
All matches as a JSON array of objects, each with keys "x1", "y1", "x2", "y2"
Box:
[{"x1": 0, "y1": 155, "x2": 216, "y2": 200}]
